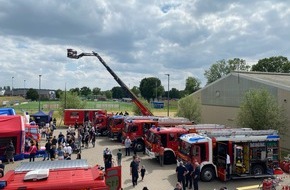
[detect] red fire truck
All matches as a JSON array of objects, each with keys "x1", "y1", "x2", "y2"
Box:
[
  {"x1": 63, "y1": 109, "x2": 109, "y2": 135},
  {"x1": 145, "y1": 124, "x2": 225, "y2": 165},
  {"x1": 0, "y1": 160, "x2": 112, "y2": 190},
  {"x1": 107, "y1": 115, "x2": 159, "y2": 142},
  {"x1": 122, "y1": 119, "x2": 158, "y2": 152},
  {"x1": 176, "y1": 129, "x2": 281, "y2": 182},
  {"x1": 122, "y1": 117, "x2": 193, "y2": 152}
]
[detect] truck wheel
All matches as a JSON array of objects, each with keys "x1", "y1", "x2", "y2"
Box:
[
  {"x1": 201, "y1": 167, "x2": 215, "y2": 182},
  {"x1": 164, "y1": 151, "x2": 176, "y2": 165},
  {"x1": 251, "y1": 164, "x2": 264, "y2": 175},
  {"x1": 136, "y1": 142, "x2": 144, "y2": 152},
  {"x1": 101, "y1": 130, "x2": 109, "y2": 136}
]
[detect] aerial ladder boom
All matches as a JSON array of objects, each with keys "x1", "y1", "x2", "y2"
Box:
[{"x1": 67, "y1": 49, "x2": 153, "y2": 116}]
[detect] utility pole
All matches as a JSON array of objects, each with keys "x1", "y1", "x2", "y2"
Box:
[
  {"x1": 24, "y1": 80, "x2": 26, "y2": 98},
  {"x1": 38, "y1": 75, "x2": 42, "y2": 111},
  {"x1": 165, "y1": 74, "x2": 170, "y2": 116},
  {"x1": 12, "y1": 77, "x2": 14, "y2": 96},
  {"x1": 64, "y1": 82, "x2": 67, "y2": 109},
  {"x1": 155, "y1": 80, "x2": 158, "y2": 101}
]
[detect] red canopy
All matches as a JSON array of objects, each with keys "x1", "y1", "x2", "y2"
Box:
[{"x1": 0, "y1": 115, "x2": 25, "y2": 155}]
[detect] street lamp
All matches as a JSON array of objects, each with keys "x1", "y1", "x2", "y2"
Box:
[
  {"x1": 24, "y1": 80, "x2": 26, "y2": 98},
  {"x1": 155, "y1": 81, "x2": 158, "y2": 101},
  {"x1": 38, "y1": 75, "x2": 42, "y2": 111},
  {"x1": 165, "y1": 74, "x2": 170, "y2": 116},
  {"x1": 11, "y1": 77, "x2": 14, "y2": 96}
]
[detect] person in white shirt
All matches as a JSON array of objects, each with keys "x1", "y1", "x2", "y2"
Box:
[
  {"x1": 226, "y1": 154, "x2": 231, "y2": 180},
  {"x1": 64, "y1": 143, "x2": 72, "y2": 156},
  {"x1": 124, "y1": 136, "x2": 132, "y2": 156}
]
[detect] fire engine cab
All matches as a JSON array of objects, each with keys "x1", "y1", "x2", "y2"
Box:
[
  {"x1": 107, "y1": 115, "x2": 159, "y2": 141},
  {"x1": 122, "y1": 117, "x2": 193, "y2": 152},
  {"x1": 176, "y1": 129, "x2": 281, "y2": 182},
  {"x1": 145, "y1": 124, "x2": 225, "y2": 165}
]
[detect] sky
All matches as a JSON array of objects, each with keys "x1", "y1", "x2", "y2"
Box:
[{"x1": 0, "y1": 0, "x2": 290, "y2": 92}]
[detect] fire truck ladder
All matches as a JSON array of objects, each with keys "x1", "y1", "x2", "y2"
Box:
[
  {"x1": 67, "y1": 49, "x2": 154, "y2": 116},
  {"x1": 205, "y1": 128, "x2": 278, "y2": 137}
]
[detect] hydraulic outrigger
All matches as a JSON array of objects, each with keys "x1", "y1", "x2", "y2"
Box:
[{"x1": 67, "y1": 49, "x2": 153, "y2": 116}]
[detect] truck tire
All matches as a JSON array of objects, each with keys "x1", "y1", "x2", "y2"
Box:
[
  {"x1": 251, "y1": 164, "x2": 264, "y2": 175},
  {"x1": 101, "y1": 130, "x2": 108, "y2": 136},
  {"x1": 200, "y1": 166, "x2": 215, "y2": 182},
  {"x1": 136, "y1": 141, "x2": 144, "y2": 152},
  {"x1": 164, "y1": 151, "x2": 176, "y2": 165}
]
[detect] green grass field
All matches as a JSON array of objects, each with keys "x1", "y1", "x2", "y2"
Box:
[
  {"x1": 7, "y1": 99, "x2": 176, "y2": 119},
  {"x1": 0, "y1": 96, "x2": 178, "y2": 126}
]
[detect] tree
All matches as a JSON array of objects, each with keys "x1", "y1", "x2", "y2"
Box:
[
  {"x1": 26, "y1": 88, "x2": 39, "y2": 101},
  {"x1": 140, "y1": 77, "x2": 163, "y2": 102},
  {"x1": 92, "y1": 87, "x2": 101, "y2": 95},
  {"x1": 80, "y1": 86, "x2": 91, "y2": 97},
  {"x1": 111, "y1": 86, "x2": 126, "y2": 99},
  {"x1": 251, "y1": 56, "x2": 290, "y2": 73},
  {"x1": 236, "y1": 89, "x2": 287, "y2": 133},
  {"x1": 132, "y1": 98, "x2": 152, "y2": 115},
  {"x1": 58, "y1": 91, "x2": 86, "y2": 116},
  {"x1": 69, "y1": 88, "x2": 80, "y2": 96},
  {"x1": 228, "y1": 58, "x2": 250, "y2": 71},
  {"x1": 169, "y1": 88, "x2": 180, "y2": 99},
  {"x1": 184, "y1": 77, "x2": 201, "y2": 95},
  {"x1": 55, "y1": 89, "x2": 63, "y2": 99},
  {"x1": 204, "y1": 58, "x2": 250, "y2": 84},
  {"x1": 103, "y1": 90, "x2": 112, "y2": 99},
  {"x1": 175, "y1": 95, "x2": 201, "y2": 122},
  {"x1": 131, "y1": 86, "x2": 140, "y2": 97}
]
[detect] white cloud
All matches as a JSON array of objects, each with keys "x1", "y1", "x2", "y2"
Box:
[{"x1": 0, "y1": 0, "x2": 289, "y2": 91}]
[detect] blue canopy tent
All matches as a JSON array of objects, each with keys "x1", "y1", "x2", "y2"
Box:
[{"x1": 30, "y1": 111, "x2": 50, "y2": 127}]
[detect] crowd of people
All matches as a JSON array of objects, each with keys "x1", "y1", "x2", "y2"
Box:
[
  {"x1": 0, "y1": 118, "x2": 227, "y2": 189},
  {"x1": 41, "y1": 121, "x2": 99, "y2": 161}
]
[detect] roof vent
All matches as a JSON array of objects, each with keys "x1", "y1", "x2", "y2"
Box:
[{"x1": 24, "y1": 169, "x2": 49, "y2": 181}]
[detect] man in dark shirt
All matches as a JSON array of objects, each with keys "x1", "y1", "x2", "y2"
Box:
[
  {"x1": 130, "y1": 155, "x2": 139, "y2": 187},
  {"x1": 43, "y1": 139, "x2": 52, "y2": 161},
  {"x1": 185, "y1": 161, "x2": 193, "y2": 189},
  {"x1": 193, "y1": 161, "x2": 200, "y2": 190},
  {"x1": 176, "y1": 161, "x2": 188, "y2": 190},
  {"x1": 51, "y1": 136, "x2": 57, "y2": 146},
  {"x1": 0, "y1": 160, "x2": 4, "y2": 178}
]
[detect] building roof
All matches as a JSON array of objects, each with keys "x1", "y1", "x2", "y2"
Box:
[
  {"x1": 203, "y1": 71, "x2": 290, "y2": 92},
  {"x1": 232, "y1": 71, "x2": 290, "y2": 91}
]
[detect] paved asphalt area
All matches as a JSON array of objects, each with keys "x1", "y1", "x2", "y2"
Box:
[{"x1": 3, "y1": 128, "x2": 290, "y2": 190}]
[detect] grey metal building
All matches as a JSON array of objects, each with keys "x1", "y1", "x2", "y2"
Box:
[{"x1": 191, "y1": 71, "x2": 290, "y2": 151}]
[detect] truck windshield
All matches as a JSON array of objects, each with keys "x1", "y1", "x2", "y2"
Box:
[{"x1": 179, "y1": 141, "x2": 191, "y2": 156}]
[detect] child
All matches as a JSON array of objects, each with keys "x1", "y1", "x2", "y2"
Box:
[
  {"x1": 117, "y1": 149, "x2": 122, "y2": 166},
  {"x1": 140, "y1": 165, "x2": 146, "y2": 181},
  {"x1": 76, "y1": 151, "x2": 81, "y2": 159}
]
